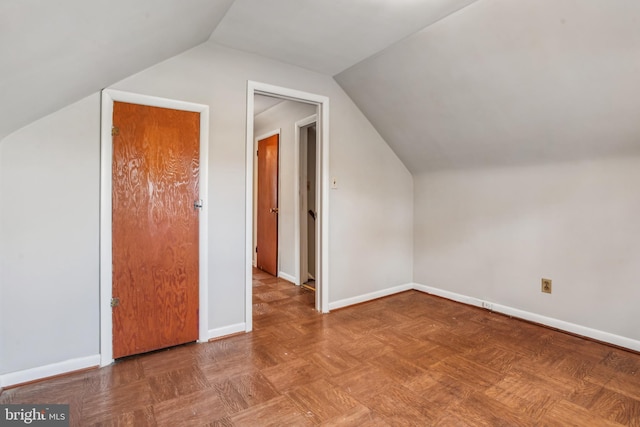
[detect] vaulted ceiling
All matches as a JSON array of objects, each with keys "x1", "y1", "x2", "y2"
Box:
[
  {"x1": 211, "y1": 0, "x2": 478, "y2": 75},
  {"x1": 2, "y1": 0, "x2": 639, "y2": 173},
  {"x1": 0, "y1": 0, "x2": 234, "y2": 142},
  {"x1": 335, "y1": 0, "x2": 640, "y2": 172}
]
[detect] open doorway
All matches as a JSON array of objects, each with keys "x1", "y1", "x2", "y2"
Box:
[
  {"x1": 245, "y1": 82, "x2": 330, "y2": 332},
  {"x1": 252, "y1": 97, "x2": 314, "y2": 292},
  {"x1": 297, "y1": 117, "x2": 317, "y2": 292}
]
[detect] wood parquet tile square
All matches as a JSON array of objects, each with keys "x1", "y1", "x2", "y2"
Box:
[
  {"x1": 317, "y1": 403, "x2": 390, "y2": 426},
  {"x1": 285, "y1": 378, "x2": 360, "y2": 423},
  {"x1": 2, "y1": 268, "x2": 640, "y2": 426},
  {"x1": 365, "y1": 383, "x2": 439, "y2": 425},
  {"x1": 148, "y1": 366, "x2": 210, "y2": 403},
  {"x1": 228, "y1": 395, "x2": 314, "y2": 426},
  {"x1": 151, "y1": 388, "x2": 231, "y2": 427},
  {"x1": 327, "y1": 364, "x2": 395, "y2": 401},
  {"x1": 542, "y1": 399, "x2": 623, "y2": 426},
  {"x1": 450, "y1": 391, "x2": 537, "y2": 426},
  {"x1": 212, "y1": 380, "x2": 251, "y2": 414},
  {"x1": 367, "y1": 351, "x2": 428, "y2": 385},
  {"x1": 227, "y1": 372, "x2": 279, "y2": 407},
  {"x1": 587, "y1": 386, "x2": 640, "y2": 426},
  {"x1": 260, "y1": 357, "x2": 327, "y2": 393},
  {"x1": 81, "y1": 379, "x2": 154, "y2": 425}
]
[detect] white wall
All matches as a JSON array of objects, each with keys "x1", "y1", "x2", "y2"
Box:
[
  {"x1": 414, "y1": 156, "x2": 640, "y2": 342},
  {"x1": 254, "y1": 101, "x2": 317, "y2": 279},
  {"x1": 327, "y1": 90, "x2": 414, "y2": 303},
  {"x1": 0, "y1": 94, "x2": 101, "y2": 374},
  {"x1": 0, "y1": 41, "x2": 414, "y2": 378}
]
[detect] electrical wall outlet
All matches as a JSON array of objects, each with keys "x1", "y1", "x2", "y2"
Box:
[{"x1": 541, "y1": 278, "x2": 552, "y2": 294}]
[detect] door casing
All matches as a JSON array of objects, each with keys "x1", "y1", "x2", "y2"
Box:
[
  {"x1": 100, "y1": 89, "x2": 209, "y2": 367},
  {"x1": 245, "y1": 81, "x2": 330, "y2": 331}
]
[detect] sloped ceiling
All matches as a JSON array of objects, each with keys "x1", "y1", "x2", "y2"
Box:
[
  {"x1": 336, "y1": 0, "x2": 640, "y2": 173},
  {"x1": 210, "y1": 0, "x2": 479, "y2": 75},
  {"x1": 0, "y1": 0, "x2": 233, "y2": 141},
  {"x1": 0, "y1": 0, "x2": 478, "y2": 145},
  {"x1": 254, "y1": 95, "x2": 285, "y2": 116},
  {"x1": 3, "y1": 0, "x2": 639, "y2": 174}
]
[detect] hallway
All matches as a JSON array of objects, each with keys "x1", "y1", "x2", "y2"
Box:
[{"x1": 252, "y1": 267, "x2": 315, "y2": 332}]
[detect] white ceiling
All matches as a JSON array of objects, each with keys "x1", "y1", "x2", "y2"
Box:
[
  {"x1": 335, "y1": 0, "x2": 640, "y2": 173},
  {"x1": 210, "y1": 0, "x2": 479, "y2": 75},
  {"x1": 0, "y1": 0, "x2": 233, "y2": 141},
  {"x1": 254, "y1": 95, "x2": 285, "y2": 116},
  {"x1": 3, "y1": 0, "x2": 639, "y2": 174}
]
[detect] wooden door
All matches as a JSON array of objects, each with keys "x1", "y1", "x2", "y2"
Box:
[
  {"x1": 256, "y1": 134, "x2": 279, "y2": 276},
  {"x1": 112, "y1": 101, "x2": 200, "y2": 359}
]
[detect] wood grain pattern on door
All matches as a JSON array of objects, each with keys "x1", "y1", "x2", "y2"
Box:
[
  {"x1": 112, "y1": 101, "x2": 200, "y2": 359},
  {"x1": 256, "y1": 134, "x2": 279, "y2": 276}
]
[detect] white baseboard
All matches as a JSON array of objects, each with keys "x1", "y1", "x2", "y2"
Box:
[
  {"x1": 1, "y1": 322, "x2": 248, "y2": 387},
  {"x1": 413, "y1": 283, "x2": 640, "y2": 353},
  {"x1": 277, "y1": 271, "x2": 296, "y2": 283},
  {"x1": 329, "y1": 283, "x2": 413, "y2": 311},
  {"x1": 208, "y1": 323, "x2": 246, "y2": 341},
  {"x1": 412, "y1": 283, "x2": 485, "y2": 309},
  {"x1": 0, "y1": 354, "x2": 100, "y2": 388},
  {"x1": 5, "y1": 282, "x2": 638, "y2": 389}
]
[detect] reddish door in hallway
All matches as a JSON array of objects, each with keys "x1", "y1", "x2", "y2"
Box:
[
  {"x1": 112, "y1": 101, "x2": 200, "y2": 359},
  {"x1": 257, "y1": 134, "x2": 279, "y2": 276}
]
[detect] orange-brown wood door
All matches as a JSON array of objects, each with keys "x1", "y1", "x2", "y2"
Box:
[
  {"x1": 257, "y1": 134, "x2": 279, "y2": 276},
  {"x1": 112, "y1": 101, "x2": 200, "y2": 359}
]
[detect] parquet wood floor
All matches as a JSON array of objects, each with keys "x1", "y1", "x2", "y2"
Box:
[{"x1": 2, "y1": 269, "x2": 640, "y2": 425}]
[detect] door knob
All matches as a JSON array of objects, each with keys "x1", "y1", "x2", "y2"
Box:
[{"x1": 270, "y1": 207, "x2": 279, "y2": 213}]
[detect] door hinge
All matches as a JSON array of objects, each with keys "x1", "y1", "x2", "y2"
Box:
[
  {"x1": 193, "y1": 199, "x2": 203, "y2": 210},
  {"x1": 110, "y1": 297, "x2": 120, "y2": 308},
  {"x1": 111, "y1": 126, "x2": 120, "y2": 137}
]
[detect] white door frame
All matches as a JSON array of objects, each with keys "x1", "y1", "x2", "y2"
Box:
[
  {"x1": 295, "y1": 114, "x2": 317, "y2": 288},
  {"x1": 99, "y1": 89, "x2": 210, "y2": 366},
  {"x1": 245, "y1": 81, "x2": 330, "y2": 331}
]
